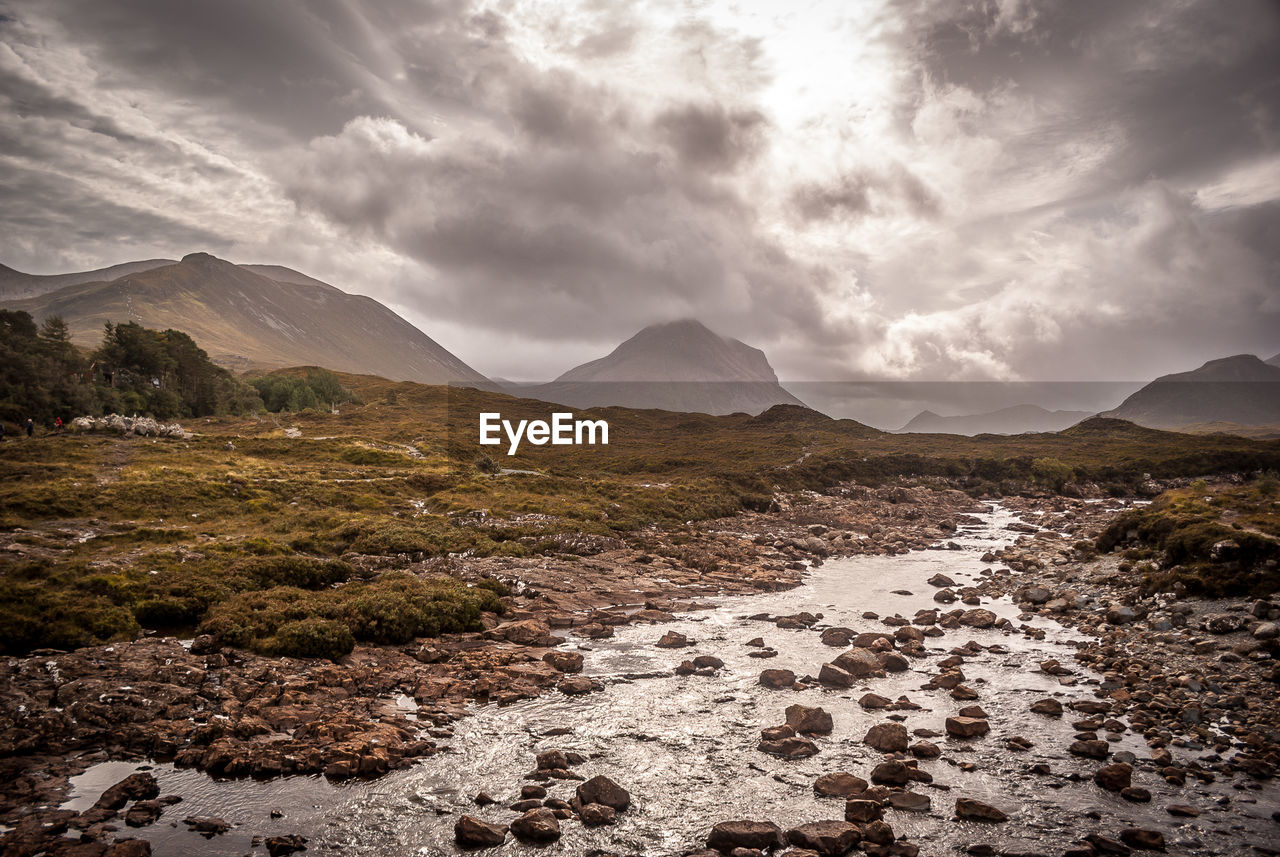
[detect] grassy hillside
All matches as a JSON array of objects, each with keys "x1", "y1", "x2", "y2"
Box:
[{"x1": 2, "y1": 369, "x2": 1279, "y2": 656}]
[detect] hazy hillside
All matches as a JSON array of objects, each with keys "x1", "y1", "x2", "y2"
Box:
[
  {"x1": 1104, "y1": 354, "x2": 1280, "y2": 431},
  {"x1": 0, "y1": 259, "x2": 174, "y2": 301},
  {"x1": 897, "y1": 404, "x2": 1092, "y2": 435},
  {"x1": 518, "y1": 319, "x2": 806, "y2": 415},
  {"x1": 3, "y1": 252, "x2": 491, "y2": 387}
]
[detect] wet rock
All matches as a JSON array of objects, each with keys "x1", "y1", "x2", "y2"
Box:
[
  {"x1": 510, "y1": 798, "x2": 542, "y2": 812},
  {"x1": 870, "y1": 760, "x2": 910, "y2": 786},
  {"x1": 1084, "y1": 833, "x2": 1132, "y2": 854},
  {"x1": 509, "y1": 808, "x2": 561, "y2": 843},
  {"x1": 184, "y1": 816, "x2": 231, "y2": 837},
  {"x1": 820, "y1": 627, "x2": 855, "y2": 647},
  {"x1": 265, "y1": 835, "x2": 308, "y2": 856},
  {"x1": 762, "y1": 725, "x2": 796, "y2": 741},
  {"x1": 954, "y1": 798, "x2": 1008, "y2": 822},
  {"x1": 864, "y1": 722, "x2": 910, "y2": 753},
  {"x1": 1094, "y1": 762, "x2": 1132, "y2": 792},
  {"x1": 881, "y1": 652, "x2": 910, "y2": 672},
  {"x1": 106, "y1": 842, "x2": 152, "y2": 857},
  {"x1": 656, "y1": 631, "x2": 693, "y2": 648},
  {"x1": 860, "y1": 819, "x2": 896, "y2": 846},
  {"x1": 1120, "y1": 786, "x2": 1151, "y2": 803},
  {"x1": 885, "y1": 791, "x2": 931, "y2": 812},
  {"x1": 576, "y1": 775, "x2": 630, "y2": 811},
  {"x1": 123, "y1": 800, "x2": 163, "y2": 827},
  {"x1": 579, "y1": 803, "x2": 617, "y2": 827},
  {"x1": 522, "y1": 785, "x2": 548, "y2": 799},
  {"x1": 760, "y1": 668, "x2": 797, "y2": 689},
  {"x1": 746, "y1": 637, "x2": 766, "y2": 647},
  {"x1": 818, "y1": 663, "x2": 855, "y2": 688},
  {"x1": 758, "y1": 736, "x2": 819, "y2": 759},
  {"x1": 944, "y1": 717, "x2": 989, "y2": 739},
  {"x1": 485, "y1": 619, "x2": 554, "y2": 645},
  {"x1": 95, "y1": 773, "x2": 159, "y2": 810},
  {"x1": 707, "y1": 820, "x2": 784, "y2": 853},
  {"x1": 558, "y1": 675, "x2": 600, "y2": 695},
  {"x1": 1204, "y1": 612, "x2": 1245, "y2": 634},
  {"x1": 785, "y1": 821, "x2": 861, "y2": 855},
  {"x1": 473, "y1": 792, "x2": 496, "y2": 806},
  {"x1": 927, "y1": 573, "x2": 956, "y2": 588},
  {"x1": 909, "y1": 741, "x2": 941, "y2": 759},
  {"x1": 1069, "y1": 739, "x2": 1111, "y2": 759},
  {"x1": 535, "y1": 749, "x2": 572, "y2": 771},
  {"x1": 694, "y1": 655, "x2": 725, "y2": 670},
  {"x1": 1119, "y1": 829, "x2": 1164, "y2": 851},
  {"x1": 844, "y1": 800, "x2": 884, "y2": 823},
  {"x1": 1106, "y1": 606, "x2": 1136, "y2": 625},
  {"x1": 542, "y1": 651, "x2": 584, "y2": 673},
  {"x1": 959, "y1": 609, "x2": 997, "y2": 629},
  {"x1": 1030, "y1": 698, "x2": 1064, "y2": 716},
  {"x1": 786, "y1": 704, "x2": 833, "y2": 735},
  {"x1": 814, "y1": 772, "x2": 867, "y2": 798},
  {"x1": 833, "y1": 648, "x2": 882, "y2": 677}
]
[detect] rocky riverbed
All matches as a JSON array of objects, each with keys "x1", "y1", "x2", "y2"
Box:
[{"x1": 2, "y1": 486, "x2": 1277, "y2": 856}]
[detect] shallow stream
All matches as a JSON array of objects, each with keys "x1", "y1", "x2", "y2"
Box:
[{"x1": 63, "y1": 505, "x2": 1280, "y2": 855}]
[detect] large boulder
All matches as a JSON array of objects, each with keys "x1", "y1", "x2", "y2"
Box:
[
  {"x1": 576, "y1": 775, "x2": 630, "y2": 811},
  {"x1": 818, "y1": 663, "x2": 855, "y2": 688},
  {"x1": 707, "y1": 820, "x2": 784, "y2": 853},
  {"x1": 954, "y1": 798, "x2": 1008, "y2": 822},
  {"x1": 454, "y1": 816, "x2": 507, "y2": 849},
  {"x1": 813, "y1": 772, "x2": 867, "y2": 798},
  {"x1": 1094, "y1": 763, "x2": 1132, "y2": 792},
  {"x1": 484, "y1": 619, "x2": 554, "y2": 645},
  {"x1": 759, "y1": 668, "x2": 797, "y2": 689},
  {"x1": 509, "y1": 808, "x2": 561, "y2": 843},
  {"x1": 785, "y1": 704, "x2": 833, "y2": 735},
  {"x1": 863, "y1": 722, "x2": 909, "y2": 753},
  {"x1": 833, "y1": 648, "x2": 882, "y2": 677},
  {"x1": 945, "y1": 716, "x2": 989, "y2": 739},
  {"x1": 785, "y1": 821, "x2": 861, "y2": 855}
]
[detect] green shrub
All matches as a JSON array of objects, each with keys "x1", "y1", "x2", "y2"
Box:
[
  {"x1": 237, "y1": 555, "x2": 355, "y2": 589},
  {"x1": 261, "y1": 619, "x2": 354, "y2": 660}
]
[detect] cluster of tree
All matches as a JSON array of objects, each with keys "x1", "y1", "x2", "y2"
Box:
[
  {"x1": 249, "y1": 368, "x2": 356, "y2": 413},
  {"x1": 0, "y1": 311, "x2": 261, "y2": 426}
]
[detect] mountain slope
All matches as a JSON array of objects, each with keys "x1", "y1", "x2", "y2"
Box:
[
  {"x1": 0, "y1": 259, "x2": 174, "y2": 301},
  {"x1": 520, "y1": 319, "x2": 807, "y2": 415},
  {"x1": 1103, "y1": 354, "x2": 1280, "y2": 430},
  {"x1": 3, "y1": 252, "x2": 491, "y2": 386},
  {"x1": 1268, "y1": 352, "x2": 1280, "y2": 367},
  {"x1": 897, "y1": 404, "x2": 1092, "y2": 435}
]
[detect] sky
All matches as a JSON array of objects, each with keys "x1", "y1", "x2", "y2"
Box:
[{"x1": 1, "y1": 0, "x2": 1278, "y2": 382}]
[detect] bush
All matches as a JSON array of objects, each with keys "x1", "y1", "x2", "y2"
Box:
[
  {"x1": 237, "y1": 556, "x2": 355, "y2": 589},
  {"x1": 261, "y1": 619, "x2": 354, "y2": 660}
]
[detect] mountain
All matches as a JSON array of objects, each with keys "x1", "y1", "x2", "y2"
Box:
[
  {"x1": 2, "y1": 252, "x2": 491, "y2": 387},
  {"x1": 897, "y1": 404, "x2": 1092, "y2": 435},
  {"x1": 1267, "y1": 352, "x2": 1280, "y2": 367},
  {"x1": 517, "y1": 319, "x2": 807, "y2": 415},
  {"x1": 0, "y1": 259, "x2": 174, "y2": 301},
  {"x1": 1103, "y1": 354, "x2": 1280, "y2": 431}
]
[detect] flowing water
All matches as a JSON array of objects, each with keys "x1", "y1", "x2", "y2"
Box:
[{"x1": 62, "y1": 505, "x2": 1280, "y2": 855}]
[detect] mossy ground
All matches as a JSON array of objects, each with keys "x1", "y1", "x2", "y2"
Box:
[
  {"x1": 1098, "y1": 475, "x2": 1280, "y2": 596},
  {"x1": 3, "y1": 370, "x2": 1278, "y2": 656}
]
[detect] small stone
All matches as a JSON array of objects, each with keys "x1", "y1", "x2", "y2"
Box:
[{"x1": 813, "y1": 772, "x2": 867, "y2": 798}]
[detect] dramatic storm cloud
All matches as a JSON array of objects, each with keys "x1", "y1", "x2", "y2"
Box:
[{"x1": 1, "y1": 0, "x2": 1278, "y2": 381}]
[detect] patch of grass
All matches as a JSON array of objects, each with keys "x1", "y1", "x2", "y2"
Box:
[{"x1": 198, "y1": 573, "x2": 506, "y2": 659}]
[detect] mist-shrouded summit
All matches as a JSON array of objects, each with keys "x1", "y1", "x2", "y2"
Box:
[
  {"x1": 0, "y1": 259, "x2": 175, "y2": 301},
  {"x1": 1, "y1": 252, "x2": 490, "y2": 387},
  {"x1": 1103, "y1": 354, "x2": 1280, "y2": 432},
  {"x1": 517, "y1": 319, "x2": 807, "y2": 415}
]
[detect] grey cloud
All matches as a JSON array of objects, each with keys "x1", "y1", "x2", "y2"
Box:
[
  {"x1": 654, "y1": 102, "x2": 768, "y2": 172},
  {"x1": 791, "y1": 164, "x2": 939, "y2": 222}
]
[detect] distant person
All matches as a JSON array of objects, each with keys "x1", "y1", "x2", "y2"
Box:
[
  {"x1": 55, "y1": 416, "x2": 63, "y2": 432},
  {"x1": 25, "y1": 418, "x2": 34, "y2": 437}
]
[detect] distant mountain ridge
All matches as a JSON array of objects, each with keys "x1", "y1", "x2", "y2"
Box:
[
  {"x1": 897, "y1": 404, "x2": 1092, "y2": 435},
  {"x1": 517, "y1": 319, "x2": 807, "y2": 415},
  {"x1": 0, "y1": 259, "x2": 174, "y2": 301},
  {"x1": 1103, "y1": 354, "x2": 1280, "y2": 430},
  {"x1": 1, "y1": 252, "x2": 491, "y2": 387}
]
